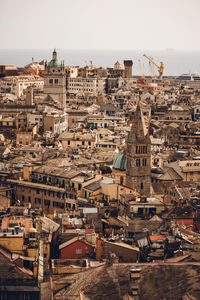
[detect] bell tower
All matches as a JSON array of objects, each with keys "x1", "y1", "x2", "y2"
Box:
[
  {"x1": 44, "y1": 49, "x2": 66, "y2": 110},
  {"x1": 126, "y1": 103, "x2": 151, "y2": 197}
]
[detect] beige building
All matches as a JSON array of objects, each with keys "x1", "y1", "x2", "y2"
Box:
[
  {"x1": 58, "y1": 132, "x2": 96, "y2": 149},
  {"x1": 16, "y1": 124, "x2": 38, "y2": 145},
  {"x1": 43, "y1": 112, "x2": 68, "y2": 134},
  {"x1": 0, "y1": 75, "x2": 44, "y2": 97},
  {"x1": 9, "y1": 179, "x2": 66, "y2": 214},
  {"x1": 67, "y1": 77, "x2": 106, "y2": 95}
]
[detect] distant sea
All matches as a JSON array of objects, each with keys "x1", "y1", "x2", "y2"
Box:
[{"x1": 0, "y1": 49, "x2": 200, "y2": 76}]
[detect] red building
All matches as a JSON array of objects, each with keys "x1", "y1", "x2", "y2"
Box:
[{"x1": 59, "y1": 237, "x2": 94, "y2": 259}]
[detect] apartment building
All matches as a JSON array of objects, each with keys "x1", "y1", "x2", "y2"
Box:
[
  {"x1": 67, "y1": 77, "x2": 106, "y2": 95},
  {"x1": 0, "y1": 75, "x2": 44, "y2": 97},
  {"x1": 43, "y1": 112, "x2": 68, "y2": 134}
]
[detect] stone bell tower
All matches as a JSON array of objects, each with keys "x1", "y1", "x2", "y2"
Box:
[
  {"x1": 126, "y1": 103, "x2": 151, "y2": 197},
  {"x1": 44, "y1": 49, "x2": 66, "y2": 110}
]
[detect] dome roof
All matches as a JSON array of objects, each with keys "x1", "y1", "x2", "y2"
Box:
[
  {"x1": 48, "y1": 60, "x2": 61, "y2": 68},
  {"x1": 113, "y1": 153, "x2": 126, "y2": 171}
]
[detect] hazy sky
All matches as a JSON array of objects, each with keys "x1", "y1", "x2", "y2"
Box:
[{"x1": 1, "y1": 0, "x2": 200, "y2": 50}]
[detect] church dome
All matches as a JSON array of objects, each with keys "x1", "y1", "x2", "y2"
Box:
[
  {"x1": 47, "y1": 49, "x2": 61, "y2": 68},
  {"x1": 113, "y1": 153, "x2": 126, "y2": 171},
  {"x1": 48, "y1": 60, "x2": 61, "y2": 68}
]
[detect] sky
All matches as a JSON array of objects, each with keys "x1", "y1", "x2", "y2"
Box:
[{"x1": 1, "y1": 0, "x2": 200, "y2": 50}]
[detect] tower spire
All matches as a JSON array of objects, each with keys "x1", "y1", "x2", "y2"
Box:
[{"x1": 53, "y1": 49, "x2": 57, "y2": 61}]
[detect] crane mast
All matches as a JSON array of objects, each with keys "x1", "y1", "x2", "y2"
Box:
[{"x1": 138, "y1": 59, "x2": 145, "y2": 79}]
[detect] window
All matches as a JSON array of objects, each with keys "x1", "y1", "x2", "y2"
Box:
[
  {"x1": 36, "y1": 189, "x2": 40, "y2": 194},
  {"x1": 68, "y1": 140, "x2": 70, "y2": 145},
  {"x1": 82, "y1": 141, "x2": 85, "y2": 146},
  {"x1": 22, "y1": 195, "x2": 25, "y2": 201},
  {"x1": 49, "y1": 79, "x2": 53, "y2": 84},
  {"x1": 55, "y1": 79, "x2": 58, "y2": 84},
  {"x1": 45, "y1": 200, "x2": 50, "y2": 207},
  {"x1": 76, "y1": 248, "x2": 82, "y2": 254},
  {"x1": 142, "y1": 158, "x2": 147, "y2": 166},
  {"x1": 143, "y1": 146, "x2": 147, "y2": 153},
  {"x1": 28, "y1": 196, "x2": 31, "y2": 203},
  {"x1": 50, "y1": 127, "x2": 52, "y2": 131},
  {"x1": 78, "y1": 183, "x2": 82, "y2": 190},
  {"x1": 136, "y1": 158, "x2": 140, "y2": 167},
  {"x1": 141, "y1": 182, "x2": 143, "y2": 190}
]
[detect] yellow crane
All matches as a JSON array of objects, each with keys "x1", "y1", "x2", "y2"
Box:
[{"x1": 143, "y1": 54, "x2": 164, "y2": 79}]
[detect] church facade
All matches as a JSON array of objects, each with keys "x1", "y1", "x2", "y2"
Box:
[
  {"x1": 125, "y1": 103, "x2": 151, "y2": 197},
  {"x1": 44, "y1": 49, "x2": 66, "y2": 110}
]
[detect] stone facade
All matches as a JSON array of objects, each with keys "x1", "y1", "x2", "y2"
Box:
[
  {"x1": 126, "y1": 103, "x2": 151, "y2": 197},
  {"x1": 44, "y1": 50, "x2": 66, "y2": 110}
]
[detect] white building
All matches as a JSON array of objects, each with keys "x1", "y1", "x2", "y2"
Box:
[
  {"x1": 67, "y1": 77, "x2": 107, "y2": 95},
  {"x1": 43, "y1": 112, "x2": 68, "y2": 134},
  {"x1": 0, "y1": 75, "x2": 44, "y2": 97}
]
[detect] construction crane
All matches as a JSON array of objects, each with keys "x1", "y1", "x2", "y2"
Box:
[
  {"x1": 143, "y1": 54, "x2": 164, "y2": 79},
  {"x1": 138, "y1": 59, "x2": 145, "y2": 79},
  {"x1": 137, "y1": 59, "x2": 145, "y2": 85},
  {"x1": 148, "y1": 60, "x2": 156, "y2": 80}
]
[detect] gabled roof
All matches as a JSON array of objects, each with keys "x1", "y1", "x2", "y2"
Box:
[
  {"x1": 159, "y1": 167, "x2": 183, "y2": 181},
  {"x1": 0, "y1": 247, "x2": 37, "y2": 286},
  {"x1": 59, "y1": 236, "x2": 94, "y2": 250},
  {"x1": 105, "y1": 240, "x2": 139, "y2": 252},
  {"x1": 40, "y1": 216, "x2": 60, "y2": 233},
  {"x1": 99, "y1": 103, "x2": 117, "y2": 112}
]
